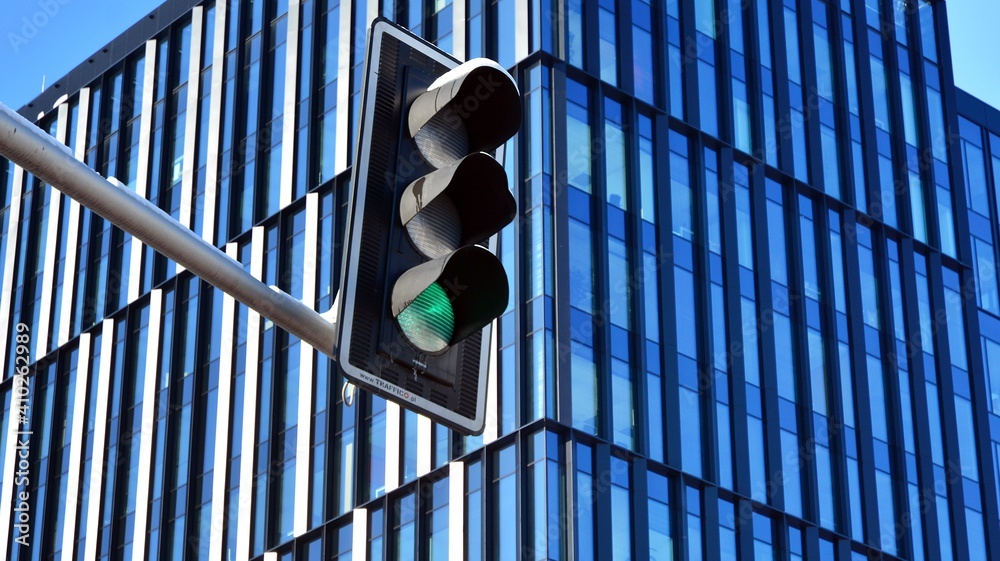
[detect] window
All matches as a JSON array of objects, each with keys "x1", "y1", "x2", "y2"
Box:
[
  {"x1": 598, "y1": 0, "x2": 618, "y2": 85},
  {"x1": 632, "y1": 0, "x2": 656, "y2": 104},
  {"x1": 392, "y1": 493, "x2": 417, "y2": 560},
  {"x1": 611, "y1": 456, "x2": 632, "y2": 559},
  {"x1": 425, "y1": 476, "x2": 449, "y2": 561},
  {"x1": 575, "y1": 443, "x2": 595, "y2": 560},
  {"x1": 648, "y1": 471, "x2": 672, "y2": 560},
  {"x1": 493, "y1": 444, "x2": 518, "y2": 559}
]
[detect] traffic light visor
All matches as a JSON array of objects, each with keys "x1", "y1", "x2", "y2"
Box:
[
  {"x1": 391, "y1": 245, "x2": 509, "y2": 354},
  {"x1": 407, "y1": 58, "x2": 521, "y2": 169},
  {"x1": 399, "y1": 152, "x2": 516, "y2": 259}
]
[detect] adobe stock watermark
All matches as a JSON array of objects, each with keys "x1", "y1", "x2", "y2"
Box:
[
  {"x1": 11, "y1": 323, "x2": 33, "y2": 547},
  {"x1": 7, "y1": 0, "x2": 72, "y2": 55}
]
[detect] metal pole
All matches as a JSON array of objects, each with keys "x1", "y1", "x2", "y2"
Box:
[{"x1": 0, "y1": 102, "x2": 338, "y2": 358}]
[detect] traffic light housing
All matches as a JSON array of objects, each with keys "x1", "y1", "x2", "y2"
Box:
[{"x1": 337, "y1": 19, "x2": 520, "y2": 435}]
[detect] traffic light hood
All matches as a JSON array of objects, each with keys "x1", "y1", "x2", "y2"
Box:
[
  {"x1": 399, "y1": 152, "x2": 517, "y2": 258},
  {"x1": 407, "y1": 58, "x2": 521, "y2": 168},
  {"x1": 391, "y1": 245, "x2": 510, "y2": 350}
]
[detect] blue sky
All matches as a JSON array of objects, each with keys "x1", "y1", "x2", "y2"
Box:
[
  {"x1": 0, "y1": 0, "x2": 163, "y2": 110},
  {"x1": 0, "y1": 0, "x2": 997, "y2": 110},
  {"x1": 947, "y1": 0, "x2": 1000, "y2": 108}
]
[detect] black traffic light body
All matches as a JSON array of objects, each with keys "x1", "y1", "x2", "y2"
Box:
[{"x1": 337, "y1": 19, "x2": 520, "y2": 435}]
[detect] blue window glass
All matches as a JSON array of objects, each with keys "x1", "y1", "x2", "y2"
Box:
[
  {"x1": 575, "y1": 443, "x2": 595, "y2": 559},
  {"x1": 632, "y1": 0, "x2": 656, "y2": 104},
  {"x1": 900, "y1": 73, "x2": 920, "y2": 146},
  {"x1": 943, "y1": 272, "x2": 968, "y2": 371},
  {"x1": 753, "y1": 513, "x2": 774, "y2": 560},
  {"x1": 870, "y1": 56, "x2": 891, "y2": 132},
  {"x1": 367, "y1": 396, "x2": 387, "y2": 500},
  {"x1": 955, "y1": 395, "x2": 979, "y2": 481},
  {"x1": 426, "y1": 476, "x2": 449, "y2": 561},
  {"x1": 566, "y1": 80, "x2": 592, "y2": 193},
  {"x1": 925, "y1": 83, "x2": 948, "y2": 163},
  {"x1": 675, "y1": 268, "x2": 697, "y2": 359},
  {"x1": 695, "y1": 0, "x2": 715, "y2": 37},
  {"x1": 610, "y1": 456, "x2": 632, "y2": 559},
  {"x1": 984, "y1": 337, "x2": 1000, "y2": 415},
  {"x1": 670, "y1": 133, "x2": 692, "y2": 240},
  {"x1": 566, "y1": 0, "x2": 584, "y2": 67},
  {"x1": 598, "y1": 0, "x2": 618, "y2": 86},
  {"x1": 393, "y1": 492, "x2": 417, "y2": 561},
  {"x1": 638, "y1": 115, "x2": 656, "y2": 225},
  {"x1": 316, "y1": 1, "x2": 339, "y2": 185},
  {"x1": 466, "y1": 460, "x2": 483, "y2": 559},
  {"x1": 611, "y1": 356, "x2": 633, "y2": 449},
  {"x1": 648, "y1": 471, "x2": 672, "y2": 559},
  {"x1": 571, "y1": 341, "x2": 598, "y2": 435},
  {"x1": 568, "y1": 218, "x2": 594, "y2": 312},
  {"x1": 766, "y1": 196, "x2": 787, "y2": 286},
  {"x1": 605, "y1": 99, "x2": 627, "y2": 210},
  {"x1": 668, "y1": 43, "x2": 683, "y2": 119},
  {"x1": 697, "y1": 59, "x2": 718, "y2": 137},
  {"x1": 494, "y1": 0, "x2": 516, "y2": 68},
  {"x1": 494, "y1": 444, "x2": 517, "y2": 560},
  {"x1": 918, "y1": 1, "x2": 937, "y2": 62},
  {"x1": 685, "y1": 486, "x2": 703, "y2": 560}
]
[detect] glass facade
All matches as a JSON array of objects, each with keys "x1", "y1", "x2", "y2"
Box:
[{"x1": 2, "y1": 0, "x2": 1000, "y2": 559}]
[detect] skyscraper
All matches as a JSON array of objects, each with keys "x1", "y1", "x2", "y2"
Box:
[{"x1": 1, "y1": 0, "x2": 1000, "y2": 559}]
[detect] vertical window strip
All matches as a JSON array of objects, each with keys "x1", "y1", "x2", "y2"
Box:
[
  {"x1": 889, "y1": 240, "x2": 924, "y2": 558},
  {"x1": 605, "y1": 97, "x2": 633, "y2": 449},
  {"x1": 526, "y1": 431, "x2": 564, "y2": 558},
  {"x1": 729, "y1": 0, "x2": 752, "y2": 153},
  {"x1": 147, "y1": 289, "x2": 174, "y2": 561},
  {"x1": 756, "y1": 0, "x2": 778, "y2": 166},
  {"x1": 673, "y1": 139, "x2": 702, "y2": 475},
  {"x1": 564, "y1": 0, "x2": 583, "y2": 67},
  {"x1": 706, "y1": 149, "x2": 731, "y2": 489},
  {"x1": 829, "y1": 211, "x2": 865, "y2": 538},
  {"x1": 574, "y1": 442, "x2": 595, "y2": 559},
  {"x1": 641, "y1": 116, "x2": 663, "y2": 461},
  {"x1": 598, "y1": 0, "x2": 618, "y2": 86},
  {"x1": 753, "y1": 512, "x2": 774, "y2": 560},
  {"x1": 493, "y1": 443, "x2": 517, "y2": 559},
  {"x1": 648, "y1": 470, "x2": 672, "y2": 558},
  {"x1": 110, "y1": 303, "x2": 150, "y2": 559},
  {"x1": 858, "y1": 224, "x2": 898, "y2": 555},
  {"x1": 801, "y1": 196, "x2": 836, "y2": 528},
  {"x1": 868, "y1": 29, "x2": 899, "y2": 228},
  {"x1": 93, "y1": 320, "x2": 126, "y2": 560},
  {"x1": 466, "y1": 459, "x2": 483, "y2": 559},
  {"x1": 735, "y1": 164, "x2": 767, "y2": 502},
  {"x1": 902, "y1": 54, "x2": 936, "y2": 244},
  {"x1": 468, "y1": 0, "x2": 485, "y2": 59},
  {"x1": 667, "y1": 0, "x2": 683, "y2": 119},
  {"x1": 838, "y1": 10, "x2": 868, "y2": 213},
  {"x1": 915, "y1": 253, "x2": 954, "y2": 560},
  {"x1": 695, "y1": 0, "x2": 718, "y2": 137},
  {"x1": 72, "y1": 330, "x2": 102, "y2": 556},
  {"x1": 610, "y1": 456, "x2": 633, "y2": 559},
  {"x1": 784, "y1": 1, "x2": 808, "y2": 181},
  {"x1": 960, "y1": 123, "x2": 1000, "y2": 315},
  {"x1": 425, "y1": 475, "x2": 449, "y2": 561},
  {"x1": 632, "y1": 0, "x2": 656, "y2": 105},
  {"x1": 526, "y1": 64, "x2": 555, "y2": 422},
  {"x1": 766, "y1": 181, "x2": 804, "y2": 517},
  {"x1": 567, "y1": 79, "x2": 598, "y2": 436}
]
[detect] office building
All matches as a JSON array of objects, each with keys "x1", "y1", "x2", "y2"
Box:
[{"x1": 1, "y1": 0, "x2": 1000, "y2": 559}]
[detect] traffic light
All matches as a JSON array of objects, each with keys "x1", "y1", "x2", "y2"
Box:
[{"x1": 337, "y1": 19, "x2": 520, "y2": 435}]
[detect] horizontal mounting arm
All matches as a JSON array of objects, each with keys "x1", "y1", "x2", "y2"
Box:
[{"x1": 0, "y1": 102, "x2": 337, "y2": 358}]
